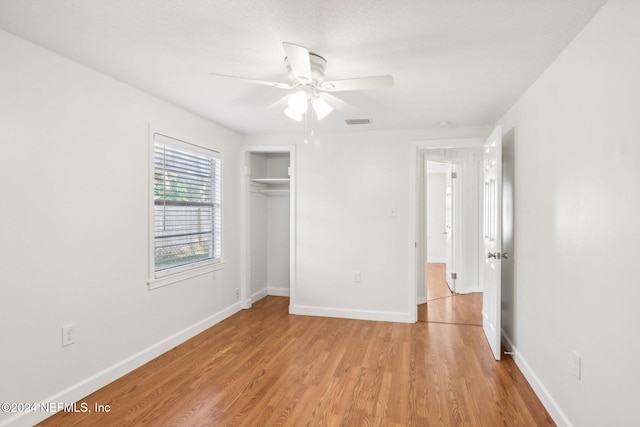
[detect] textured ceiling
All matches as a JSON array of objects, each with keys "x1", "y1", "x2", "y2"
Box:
[{"x1": 0, "y1": 0, "x2": 608, "y2": 135}]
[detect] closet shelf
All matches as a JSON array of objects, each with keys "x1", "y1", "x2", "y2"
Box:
[{"x1": 251, "y1": 178, "x2": 290, "y2": 185}]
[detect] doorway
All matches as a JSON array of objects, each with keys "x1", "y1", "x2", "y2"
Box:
[
  {"x1": 414, "y1": 143, "x2": 484, "y2": 325},
  {"x1": 423, "y1": 160, "x2": 454, "y2": 293}
]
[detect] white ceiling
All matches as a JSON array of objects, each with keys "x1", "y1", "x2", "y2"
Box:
[{"x1": 0, "y1": 0, "x2": 608, "y2": 135}]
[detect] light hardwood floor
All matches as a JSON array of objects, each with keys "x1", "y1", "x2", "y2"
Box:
[
  {"x1": 38, "y1": 297, "x2": 554, "y2": 426},
  {"x1": 418, "y1": 263, "x2": 483, "y2": 325},
  {"x1": 425, "y1": 262, "x2": 452, "y2": 301}
]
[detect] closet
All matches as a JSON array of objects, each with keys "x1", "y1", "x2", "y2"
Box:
[{"x1": 249, "y1": 152, "x2": 290, "y2": 300}]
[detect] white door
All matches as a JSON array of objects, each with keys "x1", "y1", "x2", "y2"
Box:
[
  {"x1": 482, "y1": 126, "x2": 503, "y2": 360},
  {"x1": 501, "y1": 130, "x2": 516, "y2": 343},
  {"x1": 444, "y1": 164, "x2": 454, "y2": 292}
]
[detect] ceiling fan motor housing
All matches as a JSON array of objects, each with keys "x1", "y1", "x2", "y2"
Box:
[{"x1": 286, "y1": 52, "x2": 327, "y2": 86}]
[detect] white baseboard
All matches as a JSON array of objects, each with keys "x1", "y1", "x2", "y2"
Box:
[
  {"x1": 417, "y1": 295, "x2": 428, "y2": 304},
  {"x1": 1, "y1": 303, "x2": 242, "y2": 427},
  {"x1": 501, "y1": 331, "x2": 573, "y2": 427},
  {"x1": 290, "y1": 304, "x2": 412, "y2": 323},
  {"x1": 251, "y1": 287, "x2": 290, "y2": 301},
  {"x1": 426, "y1": 258, "x2": 446, "y2": 263},
  {"x1": 267, "y1": 287, "x2": 290, "y2": 297},
  {"x1": 250, "y1": 288, "x2": 268, "y2": 304}
]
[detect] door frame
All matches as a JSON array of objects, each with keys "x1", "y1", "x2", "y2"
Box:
[
  {"x1": 409, "y1": 138, "x2": 484, "y2": 321},
  {"x1": 240, "y1": 145, "x2": 296, "y2": 310}
]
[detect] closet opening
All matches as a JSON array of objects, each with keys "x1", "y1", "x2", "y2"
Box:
[{"x1": 241, "y1": 146, "x2": 296, "y2": 311}]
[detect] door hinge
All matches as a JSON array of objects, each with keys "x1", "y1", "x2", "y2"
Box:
[
  {"x1": 451, "y1": 272, "x2": 457, "y2": 280},
  {"x1": 451, "y1": 172, "x2": 457, "y2": 179}
]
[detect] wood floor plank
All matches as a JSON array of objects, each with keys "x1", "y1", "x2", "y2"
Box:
[{"x1": 37, "y1": 296, "x2": 554, "y2": 426}]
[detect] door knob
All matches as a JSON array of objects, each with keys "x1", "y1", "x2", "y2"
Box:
[{"x1": 488, "y1": 252, "x2": 508, "y2": 260}]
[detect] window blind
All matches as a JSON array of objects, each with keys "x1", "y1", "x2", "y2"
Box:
[{"x1": 153, "y1": 134, "x2": 221, "y2": 273}]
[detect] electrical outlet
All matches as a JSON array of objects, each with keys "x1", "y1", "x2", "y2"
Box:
[
  {"x1": 62, "y1": 324, "x2": 76, "y2": 347},
  {"x1": 235, "y1": 289, "x2": 240, "y2": 299},
  {"x1": 571, "y1": 350, "x2": 581, "y2": 380}
]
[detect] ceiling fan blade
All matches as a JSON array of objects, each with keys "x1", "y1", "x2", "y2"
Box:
[
  {"x1": 267, "y1": 94, "x2": 290, "y2": 109},
  {"x1": 319, "y1": 93, "x2": 361, "y2": 116},
  {"x1": 321, "y1": 75, "x2": 394, "y2": 92},
  {"x1": 209, "y1": 73, "x2": 292, "y2": 90},
  {"x1": 282, "y1": 42, "x2": 311, "y2": 84}
]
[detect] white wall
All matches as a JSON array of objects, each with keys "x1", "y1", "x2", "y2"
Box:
[
  {"x1": 249, "y1": 152, "x2": 269, "y2": 300},
  {"x1": 249, "y1": 188, "x2": 290, "y2": 299},
  {"x1": 0, "y1": 30, "x2": 242, "y2": 426},
  {"x1": 497, "y1": 1, "x2": 640, "y2": 425},
  {"x1": 266, "y1": 194, "x2": 290, "y2": 294},
  {"x1": 264, "y1": 153, "x2": 291, "y2": 295},
  {"x1": 266, "y1": 152, "x2": 290, "y2": 179},
  {"x1": 244, "y1": 127, "x2": 490, "y2": 322},
  {"x1": 250, "y1": 187, "x2": 268, "y2": 297},
  {"x1": 289, "y1": 135, "x2": 410, "y2": 320}
]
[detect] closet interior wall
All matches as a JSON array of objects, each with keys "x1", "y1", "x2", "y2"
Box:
[{"x1": 249, "y1": 152, "x2": 290, "y2": 301}]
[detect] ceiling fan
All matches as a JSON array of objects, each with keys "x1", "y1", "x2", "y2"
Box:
[{"x1": 210, "y1": 42, "x2": 394, "y2": 122}]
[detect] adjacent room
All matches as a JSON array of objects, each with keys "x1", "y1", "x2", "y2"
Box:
[{"x1": 2, "y1": 1, "x2": 639, "y2": 426}]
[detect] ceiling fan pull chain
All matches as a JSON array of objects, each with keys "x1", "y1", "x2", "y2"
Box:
[
  {"x1": 303, "y1": 108, "x2": 310, "y2": 144},
  {"x1": 310, "y1": 107, "x2": 315, "y2": 137}
]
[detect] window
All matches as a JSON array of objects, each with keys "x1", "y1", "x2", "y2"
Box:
[{"x1": 152, "y1": 133, "x2": 221, "y2": 279}]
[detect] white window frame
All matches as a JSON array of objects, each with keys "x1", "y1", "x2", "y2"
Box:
[{"x1": 147, "y1": 131, "x2": 224, "y2": 290}]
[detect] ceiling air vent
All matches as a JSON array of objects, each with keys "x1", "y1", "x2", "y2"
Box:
[{"x1": 345, "y1": 118, "x2": 371, "y2": 125}]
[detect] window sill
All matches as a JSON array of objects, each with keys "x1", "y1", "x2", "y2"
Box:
[{"x1": 147, "y1": 261, "x2": 225, "y2": 290}]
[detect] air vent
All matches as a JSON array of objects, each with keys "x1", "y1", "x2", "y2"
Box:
[{"x1": 345, "y1": 118, "x2": 371, "y2": 125}]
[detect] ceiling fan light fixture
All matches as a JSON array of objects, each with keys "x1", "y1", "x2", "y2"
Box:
[
  {"x1": 312, "y1": 98, "x2": 333, "y2": 120},
  {"x1": 287, "y1": 91, "x2": 308, "y2": 114}
]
